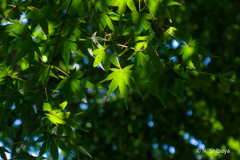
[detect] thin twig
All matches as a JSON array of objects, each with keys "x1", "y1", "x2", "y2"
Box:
[
  {"x1": 142, "y1": 0, "x2": 164, "y2": 31},
  {"x1": 147, "y1": 40, "x2": 165, "y2": 68},
  {"x1": 52, "y1": 65, "x2": 69, "y2": 77}
]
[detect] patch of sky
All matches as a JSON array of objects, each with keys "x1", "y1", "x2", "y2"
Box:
[
  {"x1": 33, "y1": 136, "x2": 39, "y2": 141},
  {"x1": 152, "y1": 143, "x2": 159, "y2": 149},
  {"x1": 55, "y1": 90, "x2": 60, "y2": 95},
  {"x1": 29, "y1": 146, "x2": 39, "y2": 157},
  {"x1": 73, "y1": 63, "x2": 80, "y2": 70},
  {"x1": 130, "y1": 57, "x2": 135, "y2": 62},
  {"x1": 42, "y1": 153, "x2": 48, "y2": 158},
  {"x1": 183, "y1": 132, "x2": 189, "y2": 140},
  {"x1": 197, "y1": 141, "x2": 205, "y2": 150},
  {"x1": 10, "y1": 103, "x2": 16, "y2": 110},
  {"x1": 186, "y1": 110, "x2": 193, "y2": 116},
  {"x1": 169, "y1": 56, "x2": 178, "y2": 63},
  {"x1": 32, "y1": 37, "x2": 37, "y2": 42},
  {"x1": 148, "y1": 114, "x2": 153, "y2": 120},
  {"x1": 87, "y1": 25, "x2": 92, "y2": 32},
  {"x1": 63, "y1": 9, "x2": 67, "y2": 14},
  {"x1": 169, "y1": 146, "x2": 175, "y2": 154},
  {"x1": 189, "y1": 136, "x2": 198, "y2": 146},
  {"x1": 0, "y1": 141, "x2": 4, "y2": 147},
  {"x1": 106, "y1": 49, "x2": 112, "y2": 53},
  {"x1": 98, "y1": 88, "x2": 105, "y2": 94},
  {"x1": 203, "y1": 56, "x2": 211, "y2": 66},
  {"x1": 180, "y1": 41, "x2": 187, "y2": 47},
  {"x1": 36, "y1": 27, "x2": 42, "y2": 33},
  {"x1": 171, "y1": 39, "x2": 180, "y2": 49},
  {"x1": 33, "y1": 104, "x2": 37, "y2": 113},
  {"x1": 165, "y1": 44, "x2": 171, "y2": 49},
  {"x1": 19, "y1": 12, "x2": 28, "y2": 24},
  {"x1": 162, "y1": 144, "x2": 168, "y2": 150},
  {"x1": 196, "y1": 155, "x2": 202, "y2": 160},
  {"x1": 87, "y1": 88, "x2": 93, "y2": 92},
  {"x1": 161, "y1": 58, "x2": 165, "y2": 62},
  {"x1": 37, "y1": 141, "x2": 43, "y2": 146},
  {"x1": 148, "y1": 121, "x2": 154, "y2": 127},
  {"x1": 59, "y1": 150, "x2": 64, "y2": 160},
  {"x1": 5, "y1": 147, "x2": 11, "y2": 159},
  {"x1": 109, "y1": 93, "x2": 116, "y2": 98},
  {"x1": 80, "y1": 103, "x2": 88, "y2": 110},
  {"x1": 162, "y1": 41, "x2": 168, "y2": 45},
  {"x1": 96, "y1": 63, "x2": 105, "y2": 71},
  {"x1": 1, "y1": 20, "x2": 12, "y2": 26},
  {"x1": 84, "y1": 58, "x2": 89, "y2": 64},
  {"x1": 14, "y1": 119, "x2": 22, "y2": 126}
]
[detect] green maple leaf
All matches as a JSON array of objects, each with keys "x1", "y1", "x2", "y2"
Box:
[
  {"x1": 99, "y1": 13, "x2": 115, "y2": 31},
  {"x1": 61, "y1": 37, "x2": 87, "y2": 69},
  {"x1": 145, "y1": 0, "x2": 163, "y2": 17},
  {"x1": 100, "y1": 65, "x2": 142, "y2": 109},
  {"x1": 58, "y1": 0, "x2": 85, "y2": 16},
  {"x1": 26, "y1": 5, "x2": 51, "y2": 35},
  {"x1": 93, "y1": 0, "x2": 109, "y2": 12},
  {"x1": 10, "y1": 40, "x2": 41, "y2": 64},
  {"x1": 116, "y1": 0, "x2": 137, "y2": 16},
  {"x1": 5, "y1": 20, "x2": 31, "y2": 37},
  {"x1": 53, "y1": 70, "x2": 88, "y2": 100},
  {"x1": 92, "y1": 47, "x2": 120, "y2": 72},
  {"x1": 144, "y1": 77, "x2": 168, "y2": 108},
  {"x1": 179, "y1": 39, "x2": 200, "y2": 70},
  {"x1": 131, "y1": 12, "x2": 151, "y2": 33}
]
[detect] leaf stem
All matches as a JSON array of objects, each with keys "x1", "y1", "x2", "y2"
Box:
[
  {"x1": 147, "y1": 39, "x2": 165, "y2": 68},
  {"x1": 51, "y1": 65, "x2": 69, "y2": 77}
]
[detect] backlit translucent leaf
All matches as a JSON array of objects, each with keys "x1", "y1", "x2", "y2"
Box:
[
  {"x1": 43, "y1": 102, "x2": 51, "y2": 111},
  {"x1": 0, "y1": 62, "x2": 8, "y2": 83},
  {"x1": 101, "y1": 65, "x2": 142, "y2": 108},
  {"x1": 59, "y1": 101, "x2": 68, "y2": 110},
  {"x1": 45, "y1": 113, "x2": 66, "y2": 124},
  {"x1": 93, "y1": 47, "x2": 119, "y2": 71},
  {"x1": 167, "y1": 0, "x2": 181, "y2": 6}
]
